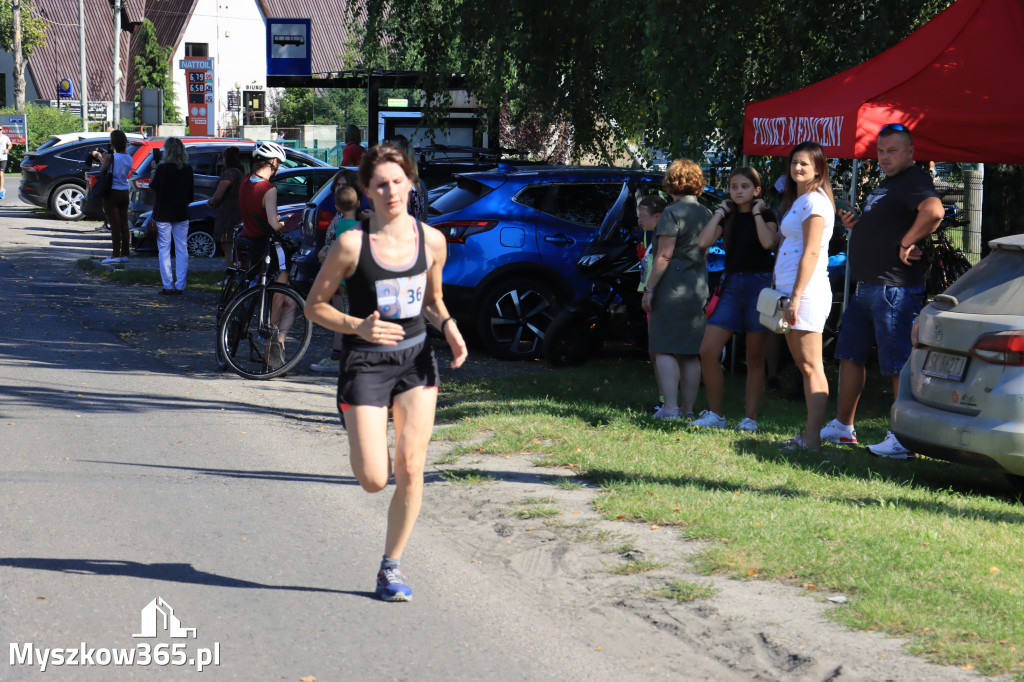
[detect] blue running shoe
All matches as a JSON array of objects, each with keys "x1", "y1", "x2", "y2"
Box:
[
  {"x1": 0, "y1": 189, "x2": 5, "y2": 199},
  {"x1": 376, "y1": 566, "x2": 412, "y2": 602}
]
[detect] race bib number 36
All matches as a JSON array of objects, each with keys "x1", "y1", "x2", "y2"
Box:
[{"x1": 375, "y1": 273, "x2": 427, "y2": 319}]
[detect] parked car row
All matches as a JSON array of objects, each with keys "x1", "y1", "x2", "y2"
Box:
[
  {"x1": 20, "y1": 135, "x2": 246, "y2": 221},
  {"x1": 130, "y1": 166, "x2": 335, "y2": 258}
]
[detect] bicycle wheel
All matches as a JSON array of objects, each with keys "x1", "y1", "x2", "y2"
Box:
[
  {"x1": 218, "y1": 283, "x2": 313, "y2": 379},
  {"x1": 215, "y1": 268, "x2": 248, "y2": 370}
]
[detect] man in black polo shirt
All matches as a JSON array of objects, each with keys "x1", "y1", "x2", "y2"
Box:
[{"x1": 820, "y1": 124, "x2": 945, "y2": 458}]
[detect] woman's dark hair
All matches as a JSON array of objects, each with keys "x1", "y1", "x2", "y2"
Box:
[
  {"x1": 357, "y1": 144, "x2": 417, "y2": 190},
  {"x1": 721, "y1": 166, "x2": 763, "y2": 253},
  {"x1": 332, "y1": 168, "x2": 363, "y2": 202},
  {"x1": 638, "y1": 194, "x2": 667, "y2": 215},
  {"x1": 109, "y1": 129, "x2": 128, "y2": 153},
  {"x1": 223, "y1": 146, "x2": 244, "y2": 172},
  {"x1": 345, "y1": 125, "x2": 361, "y2": 144},
  {"x1": 781, "y1": 141, "x2": 834, "y2": 214}
]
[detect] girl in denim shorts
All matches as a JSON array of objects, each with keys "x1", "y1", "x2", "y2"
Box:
[{"x1": 692, "y1": 167, "x2": 779, "y2": 432}]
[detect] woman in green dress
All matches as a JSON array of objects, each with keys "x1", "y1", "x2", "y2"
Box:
[{"x1": 641, "y1": 159, "x2": 712, "y2": 420}]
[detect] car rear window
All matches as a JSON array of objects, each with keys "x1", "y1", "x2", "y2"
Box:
[
  {"x1": 942, "y1": 248, "x2": 1024, "y2": 314},
  {"x1": 430, "y1": 177, "x2": 494, "y2": 216}
]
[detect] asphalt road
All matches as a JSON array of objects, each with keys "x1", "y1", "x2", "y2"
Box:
[{"x1": 0, "y1": 200, "x2": 643, "y2": 681}]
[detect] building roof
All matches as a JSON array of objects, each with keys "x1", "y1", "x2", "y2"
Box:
[
  {"x1": 24, "y1": 0, "x2": 360, "y2": 112},
  {"x1": 27, "y1": 0, "x2": 197, "y2": 105},
  {"x1": 256, "y1": 0, "x2": 364, "y2": 74}
]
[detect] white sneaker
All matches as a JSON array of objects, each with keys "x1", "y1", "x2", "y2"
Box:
[
  {"x1": 736, "y1": 418, "x2": 758, "y2": 432},
  {"x1": 310, "y1": 356, "x2": 339, "y2": 373},
  {"x1": 652, "y1": 407, "x2": 682, "y2": 420},
  {"x1": 690, "y1": 410, "x2": 726, "y2": 429},
  {"x1": 100, "y1": 256, "x2": 120, "y2": 265},
  {"x1": 820, "y1": 419, "x2": 858, "y2": 445},
  {"x1": 867, "y1": 431, "x2": 915, "y2": 459}
]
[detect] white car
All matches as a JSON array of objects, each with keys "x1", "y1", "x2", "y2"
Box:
[
  {"x1": 33, "y1": 131, "x2": 145, "y2": 152},
  {"x1": 892, "y1": 234, "x2": 1024, "y2": 486}
]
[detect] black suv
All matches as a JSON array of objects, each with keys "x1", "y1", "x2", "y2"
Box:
[
  {"x1": 19, "y1": 139, "x2": 115, "y2": 220},
  {"x1": 127, "y1": 143, "x2": 331, "y2": 228}
]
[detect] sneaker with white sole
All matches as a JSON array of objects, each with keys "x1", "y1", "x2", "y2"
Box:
[
  {"x1": 100, "y1": 256, "x2": 121, "y2": 265},
  {"x1": 820, "y1": 419, "x2": 858, "y2": 445},
  {"x1": 652, "y1": 407, "x2": 682, "y2": 420},
  {"x1": 690, "y1": 410, "x2": 726, "y2": 429},
  {"x1": 310, "y1": 356, "x2": 339, "y2": 373},
  {"x1": 736, "y1": 418, "x2": 758, "y2": 432},
  {"x1": 376, "y1": 565, "x2": 413, "y2": 602},
  {"x1": 867, "y1": 431, "x2": 915, "y2": 459}
]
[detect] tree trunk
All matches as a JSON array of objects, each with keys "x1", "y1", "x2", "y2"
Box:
[
  {"x1": 13, "y1": 0, "x2": 25, "y2": 111},
  {"x1": 981, "y1": 164, "x2": 1024, "y2": 254}
]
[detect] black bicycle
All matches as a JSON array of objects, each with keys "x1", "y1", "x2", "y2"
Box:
[
  {"x1": 925, "y1": 206, "x2": 974, "y2": 300},
  {"x1": 215, "y1": 231, "x2": 313, "y2": 379}
]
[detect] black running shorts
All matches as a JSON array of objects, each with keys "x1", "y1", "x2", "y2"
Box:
[{"x1": 337, "y1": 334, "x2": 439, "y2": 412}]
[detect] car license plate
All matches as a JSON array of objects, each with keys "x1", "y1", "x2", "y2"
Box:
[{"x1": 922, "y1": 350, "x2": 968, "y2": 381}]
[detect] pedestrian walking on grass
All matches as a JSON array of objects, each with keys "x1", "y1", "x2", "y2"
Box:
[
  {"x1": 821, "y1": 124, "x2": 944, "y2": 458},
  {"x1": 641, "y1": 159, "x2": 712, "y2": 421},
  {"x1": 774, "y1": 142, "x2": 836, "y2": 452},
  {"x1": 207, "y1": 146, "x2": 245, "y2": 269},
  {"x1": 151, "y1": 137, "x2": 194, "y2": 294},
  {"x1": 304, "y1": 144, "x2": 468, "y2": 601},
  {"x1": 98, "y1": 130, "x2": 133, "y2": 265},
  {"x1": 0, "y1": 128, "x2": 12, "y2": 200},
  {"x1": 692, "y1": 167, "x2": 779, "y2": 433}
]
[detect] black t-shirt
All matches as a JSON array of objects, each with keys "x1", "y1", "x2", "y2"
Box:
[
  {"x1": 150, "y1": 164, "x2": 195, "y2": 223},
  {"x1": 848, "y1": 165, "x2": 938, "y2": 286},
  {"x1": 723, "y1": 209, "x2": 777, "y2": 274}
]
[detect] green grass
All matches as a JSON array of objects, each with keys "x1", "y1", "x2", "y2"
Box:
[
  {"x1": 655, "y1": 579, "x2": 720, "y2": 602},
  {"x1": 512, "y1": 496, "x2": 561, "y2": 519},
  {"x1": 606, "y1": 558, "x2": 668, "y2": 575},
  {"x1": 78, "y1": 258, "x2": 223, "y2": 292},
  {"x1": 435, "y1": 354, "x2": 1024, "y2": 676},
  {"x1": 553, "y1": 477, "x2": 584, "y2": 490},
  {"x1": 438, "y1": 469, "x2": 495, "y2": 485}
]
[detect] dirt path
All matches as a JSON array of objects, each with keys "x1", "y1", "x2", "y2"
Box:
[{"x1": 11, "y1": 214, "x2": 984, "y2": 680}]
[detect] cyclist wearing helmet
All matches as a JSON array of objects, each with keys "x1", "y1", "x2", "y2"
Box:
[{"x1": 239, "y1": 141, "x2": 295, "y2": 368}]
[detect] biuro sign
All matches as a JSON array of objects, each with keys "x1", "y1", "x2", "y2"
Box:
[{"x1": 749, "y1": 116, "x2": 846, "y2": 149}]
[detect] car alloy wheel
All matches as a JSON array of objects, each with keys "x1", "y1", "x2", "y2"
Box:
[
  {"x1": 49, "y1": 183, "x2": 86, "y2": 221},
  {"x1": 187, "y1": 229, "x2": 217, "y2": 258},
  {"x1": 477, "y1": 278, "x2": 560, "y2": 360}
]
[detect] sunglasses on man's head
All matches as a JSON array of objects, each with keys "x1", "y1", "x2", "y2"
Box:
[{"x1": 880, "y1": 123, "x2": 909, "y2": 133}]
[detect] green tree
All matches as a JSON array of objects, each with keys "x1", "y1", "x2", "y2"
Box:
[
  {"x1": 360, "y1": 0, "x2": 955, "y2": 162},
  {"x1": 132, "y1": 19, "x2": 180, "y2": 123},
  {"x1": 0, "y1": 0, "x2": 47, "y2": 58}
]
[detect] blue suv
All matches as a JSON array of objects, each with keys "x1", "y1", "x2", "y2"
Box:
[{"x1": 430, "y1": 165, "x2": 725, "y2": 360}]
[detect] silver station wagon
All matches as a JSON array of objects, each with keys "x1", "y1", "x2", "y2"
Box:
[{"x1": 892, "y1": 234, "x2": 1024, "y2": 487}]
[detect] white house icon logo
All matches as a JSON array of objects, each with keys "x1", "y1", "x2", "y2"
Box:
[{"x1": 132, "y1": 597, "x2": 197, "y2": 639}]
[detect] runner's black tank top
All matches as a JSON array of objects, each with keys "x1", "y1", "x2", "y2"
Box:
[{"x1": 343, "y1": 219, "x2": 428, "y2": 349}]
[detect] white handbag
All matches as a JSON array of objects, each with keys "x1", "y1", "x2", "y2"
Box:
[{"x1": 757, "y1": 287, "x2": 790, "y2": 334}]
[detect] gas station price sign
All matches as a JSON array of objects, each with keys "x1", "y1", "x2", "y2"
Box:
[{"x1": 180, "y1": 58, "x2": 215, "y2": 135}]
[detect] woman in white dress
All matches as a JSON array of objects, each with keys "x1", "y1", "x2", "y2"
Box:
[{"x1": 774, "y1": 141, "x2": 835, "y2": 452}]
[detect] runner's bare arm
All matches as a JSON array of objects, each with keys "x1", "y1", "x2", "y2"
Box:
[{"x1": 422, "y1": 225, "x2": 467, "y2": 368}]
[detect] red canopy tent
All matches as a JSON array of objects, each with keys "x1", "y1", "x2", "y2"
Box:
[{"x1": 742, "y1": 0, "x2": 1024, "y2": 162}]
